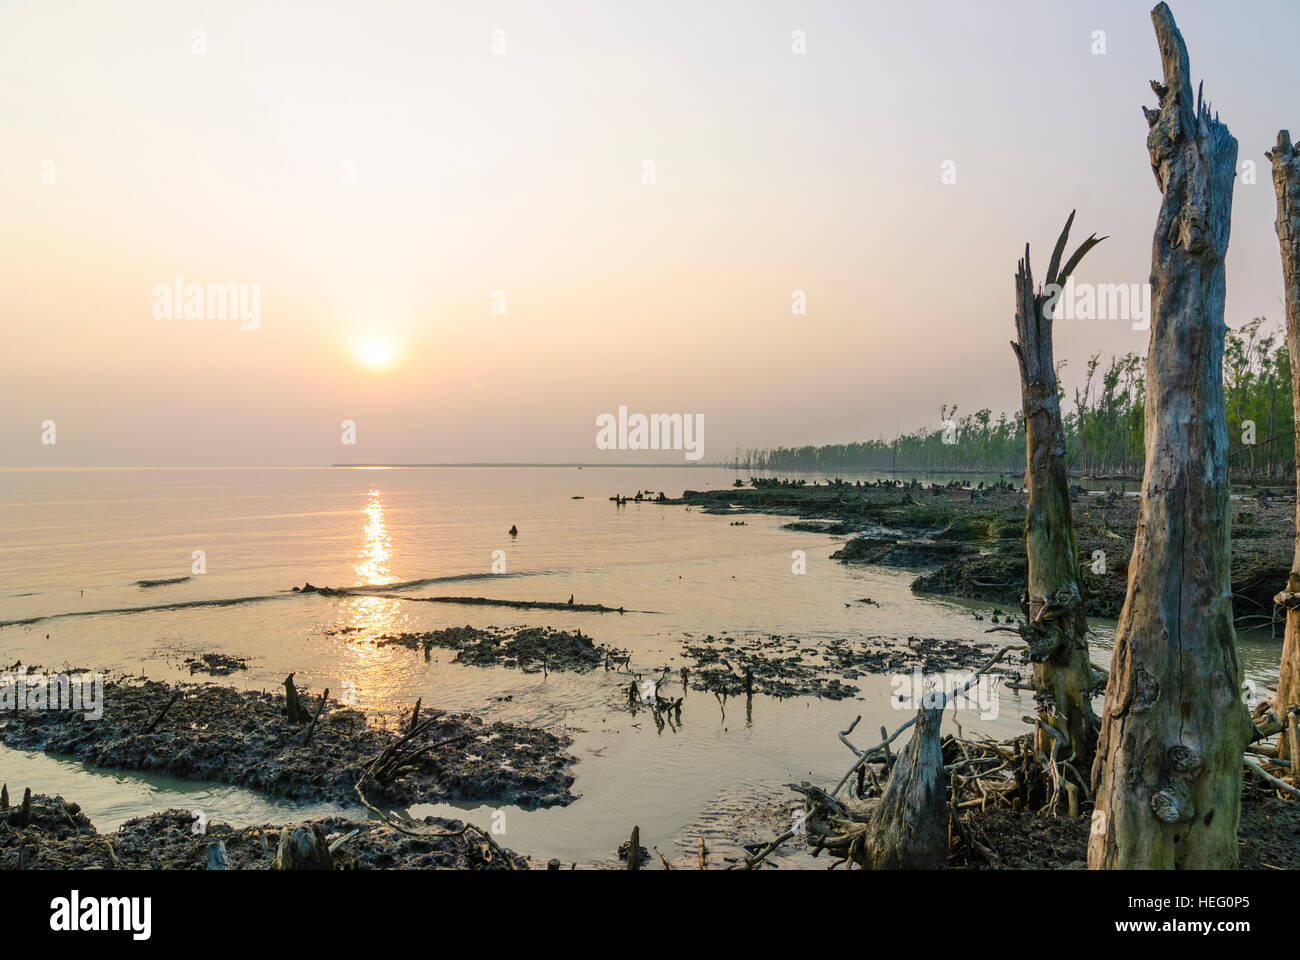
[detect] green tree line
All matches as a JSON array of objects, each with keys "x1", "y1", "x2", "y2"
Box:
[{"x1": 739, "y1": 318, "x2": 1293, "y2": 480}]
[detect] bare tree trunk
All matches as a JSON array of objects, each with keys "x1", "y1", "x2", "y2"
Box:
[
  {"x1": 1089, "y1": 2, "x2": 1251, "y2": 870},
  {"x1": 1011, "y1": 212, "x2": 1104, "y2": 796},
  {"x1": 860, "y1": 705, "x2": 946, "y2": 869},
  {"x1": 1267, "y1": 130, "x2": 1300, "y2": 754}
]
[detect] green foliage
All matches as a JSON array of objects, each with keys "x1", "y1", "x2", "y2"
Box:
[{"x1": 740, "y1": 319, "x2": 1293, "y2": 478}]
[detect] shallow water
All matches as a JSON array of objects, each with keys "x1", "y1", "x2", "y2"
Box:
[{"x1": 0, "y1": 466, "x2": 1281, "y2": 864}]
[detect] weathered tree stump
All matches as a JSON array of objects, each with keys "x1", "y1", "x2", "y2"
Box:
[
  {"x1": 283, "y1": 672, "x2": 308, "y2": 724},
  {"x1": 206, "y1": 839, "x2": 229, "y2": 870},
  {"x1": 1011, "y1": 211, "x2": 1105, "y2": 784},
  {"x1": 1266, "y1": 129, "x2": 1300, "y2": 756},
  {"x1": 1089, "y1": 2, "x2": 1252, "y2": 870},
  {"x1": 626, "y1": 825, "x2": 641, "y2": 871},
  {"x1": 275, "y1": 824, "x2": 332, "y2": 870},
  {"x1": 859, "y1": 705, "x2": 947, "y2": 869}
]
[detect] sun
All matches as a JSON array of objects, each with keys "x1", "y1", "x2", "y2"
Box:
[{"x1": 355, "y1": 336, "x2": 398, "y2": 370}]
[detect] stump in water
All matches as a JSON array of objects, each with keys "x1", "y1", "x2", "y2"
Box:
[
  {"x1": 1266, "y1": 129, "x2": 1300, "y2": 756},
  {"x1": 283, "y1": 672, "x2": 308, "y2": 724},
  {"x1": 1089, "y1": 2, "x2": 1251, "y2": 870},
  {"x1": 275, "y1": 824, "x2": 332, "y2": 870},
  {"x1": 1011, "y1": 211, "x2": 1104, "y2": 787},
  {"x1": 860, "y1": 705, "x2": 946, "y2": 869}
]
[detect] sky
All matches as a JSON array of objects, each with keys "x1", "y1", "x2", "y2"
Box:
[{"x1": 1, "y1": 0, "x2": 1297, "y2": 466}]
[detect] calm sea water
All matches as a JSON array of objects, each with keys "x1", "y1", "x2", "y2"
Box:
[{"x1": 0, "y1": 466, "x2": 1281, "y2": 864}]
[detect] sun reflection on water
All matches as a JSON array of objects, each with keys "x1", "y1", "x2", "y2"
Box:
[
  {"x1": 347, "y1": 489, "x2": 402, "y2": 642},
  {"x1": 355, "y1": 489, "x2": 396, "y2": 586}
]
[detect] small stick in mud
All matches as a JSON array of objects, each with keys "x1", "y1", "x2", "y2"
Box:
[
  {"x1": 698, "y1": 836, "x2": 707, "y2": 869},
  {"x1": 732, "y1": 830, "x2": 795, "y2": 870},
  {"x1": 143, "y1": 691, "x2": 182, "y2": 734},
  {"x1": 302, "y1": 688, "x2": 330, "y2": 747},
  {"x1": 0, "y1": 783, "x2": 7, "y2": 810},
  {"x1": 15, "y1": 787, "x2": 32, "y2": 827},
  {"x1": 409, "y1": 697, "x2": 421, "y2": 734}
]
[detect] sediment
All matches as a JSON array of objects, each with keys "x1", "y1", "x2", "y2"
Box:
[
  {"x1": 0, "y1": 793, "x2": 527, "y2": 870},
  {"x1": 0, "y1": 676, "x2": 576, "y2": 810}
]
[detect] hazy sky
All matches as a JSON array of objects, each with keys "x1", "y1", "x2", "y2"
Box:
[{"x1": 2, "y1": 0, "x2": 1297, "y2": 466}]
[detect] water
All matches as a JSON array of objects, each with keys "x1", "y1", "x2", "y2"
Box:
[{"x1": 0, "y1": 466, "x2": 1281, "y2": 864}]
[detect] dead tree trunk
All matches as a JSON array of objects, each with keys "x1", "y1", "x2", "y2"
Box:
[
  {"x1": 860, "y1": 705, "x2": 946, "y2": 869},
  {"x1": 1266, "y1": 130, "x2": 1300, "y2": 756},
  {"x1": 1011, "y1": 212, "x2": 1104, "y2": 797},
  {"x1": 1089, "y1": 2, "x2": 1251, "y2": 870}
]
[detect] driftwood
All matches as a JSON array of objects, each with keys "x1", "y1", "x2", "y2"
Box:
[
  {"x1": 1244, "y1": 755, "x2": 1300, "y2": 799},
  {"x1": 350, "y1": 722, "x2": 519, "y2": 870},
  {"x1": 1089, "y1": 2, "x2": 1251, "y2": 870},
  {"x1": 787, "y1": 644, "x2": 1026, "y2": 869},
  {"x1": 1266, "y1": 129, "x2": 1300, "y2": 756},
  {"x1": 831, "y1": 643, "x2": 1024, "y2": 796}
]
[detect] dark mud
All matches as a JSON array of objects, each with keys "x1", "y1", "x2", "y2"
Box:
[
  {"x1": 0, "y1": 793, "x2": 527, "y2": 870},
  {"x1": 183, "y1": 652, "x2": 249, "y2": 676},
  {"x1": 830, "y1": 536, "x2": 976, "y2": 567},
  {"x1": 679, "y1": 632, "x2": 1012, "y2": 701},
  {"x1": 372, "y1": 625, "x2": 627, "y2": 673},
  {"x1": 0, "y1": 677, "x2": 576, "y2": 810}
]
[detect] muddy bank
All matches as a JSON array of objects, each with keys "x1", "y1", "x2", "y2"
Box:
[
  {"x1": 829, "y1": 536, "x2": 977, "y2": 567},
  {"x1": 0, "y1": 675, "x2": 576, "y2": 810},
  {"x1": 368, "y1": 624, "x2": 627, "y2": 673},
  {"x1": 0, "y1": 793, "x2": 527, "y2": 870},
  {"x1": 678, "y1": 482, "x2": 1290, "y2": 625}
]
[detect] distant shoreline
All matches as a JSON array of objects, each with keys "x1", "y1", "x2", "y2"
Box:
[{"x1": 330, "y1": 462, "x2": 728, "y2": 468}]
